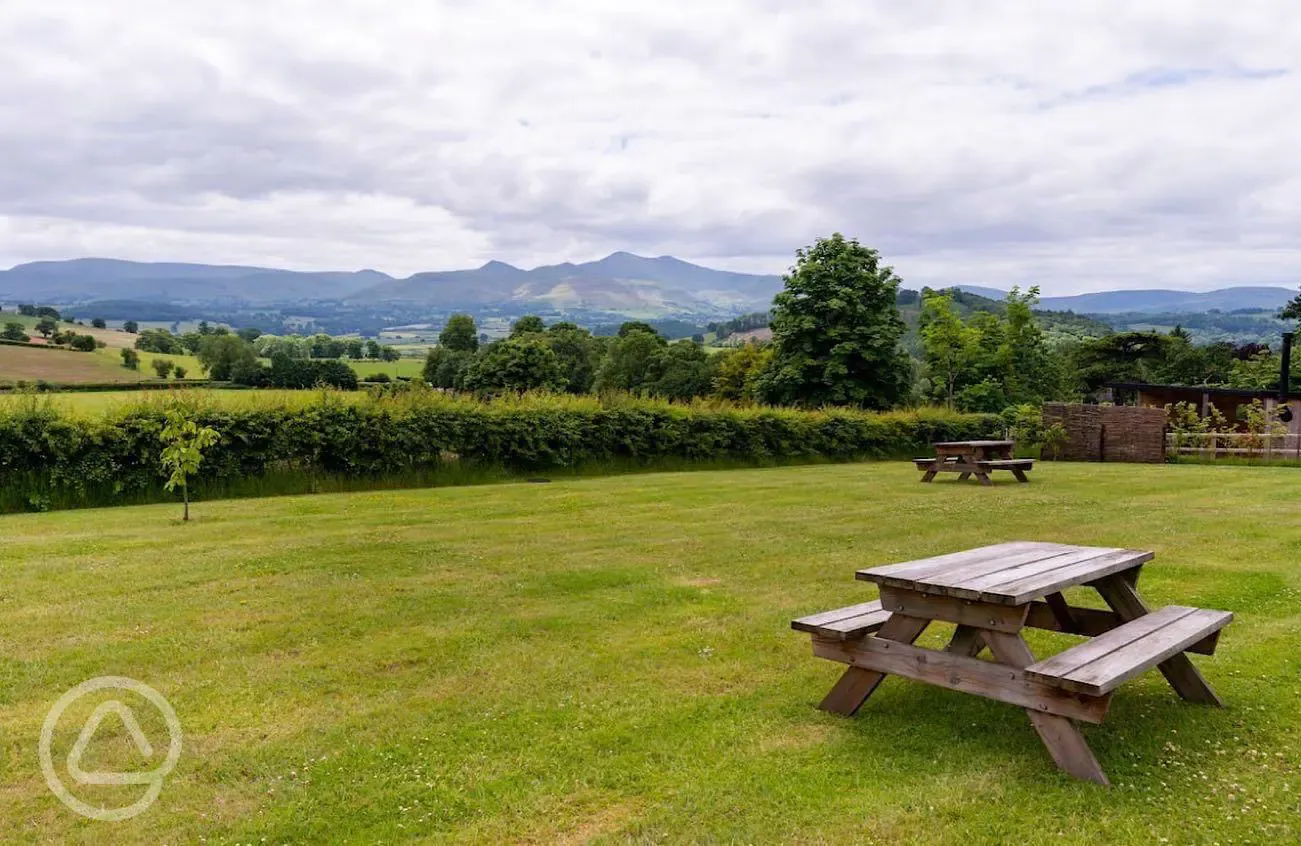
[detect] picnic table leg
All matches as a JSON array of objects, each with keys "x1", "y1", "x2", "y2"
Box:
[
  {"x1": 974, "y1": 472, "x2": 993, "y2": 487},
  {"x1": 818, "y1": 614, "x2": 929, "y2": 715},
  {"x1": 957, "y1": 472, "x2": 972, "y2": 481},
  {"x1": 921, "y1": 469, "x2": 938, "y2": 483},
  {"x1": 1012, "y1": 468, "x2": 1030, "y2": 483},
  {"x1": 982, "y1": 630, "x2": 1110, "y2": 786},
  {"x1": 1092, "y1": 575, "x2": 1223, "y2": 706},
  {"x1": 944, "y1": 624, "x2": 986, "y2": 657}
]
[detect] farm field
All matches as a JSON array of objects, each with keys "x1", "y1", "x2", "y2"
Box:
[
  {"x1": 0, "y1": 462, "x2": 1297, "y2": 843},
  {"x1": 350, "y1": 357, "x2": 426, "y2": 379},
  {"x1": 0, "y1": 343, "x2": 138, "y2": 383},
  {"x1": 0, "y1": 387, "x2": 356, "y2": 415}
]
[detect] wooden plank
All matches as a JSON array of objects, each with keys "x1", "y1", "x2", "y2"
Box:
[
  {"x1": 977, "y1": 459, "x2": 1035, "y2": 469},
  {"x1": 799, "y1": 609, "x2": 892, "y2": 641},
  {"x1": 926, "y1": 547, "x2": 1125, "y2": 597},
  {"x1": 859, "y1": 542, "x2": 1077, "y2": 589},
  {"x1": 1044, "y1": 591, "x2": 1077, "y2": 630},
  {"x1": 981, "y1": 549, "x2": 1155, "y2": 605},
  {"x1": 817, "y1": 613, "x2": 929, "y2": 715},
  {"x1": 944, "y1": 624, "x2": 986, "y2": 657},
  {"x1": 858, "y1": 542, "x2": 1064, "y2": 586},
  {"x1": 878, "y1": 586, "x2": 1029, "y2": 634},
  {"x1": 1092, "y1": 575, "x2": 1227, "y2": 706},
  {"x1": 1041, "y1": 609, "x2": 1233, "y2": 696},
  {"x1": 981, "y1": 630, "x2": 1111, "y2": 786},
  {"x1": 811, "y1": 637, "x2": 1111, "y2": 724},
  {"x1": 792, "y1": 600, "x2": 883, "y2": 630},
  {"x1": 1024, "y1": 606, "x2": 1197, "y2": 679}
]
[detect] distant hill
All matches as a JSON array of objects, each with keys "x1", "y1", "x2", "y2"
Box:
[
  {"x1": 352, "y1": 252, "x2": 780, "y2": 314},
  {"x1": 0, "y1": 253, "x2": 781, "y2": 317},
  {"x1": 956, "y1": 285, "x2": 1296, "y2": 314}
]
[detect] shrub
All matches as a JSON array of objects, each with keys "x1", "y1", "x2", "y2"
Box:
[
  {"x1": 70, "y1": 334, "x2": 97, "y2": 352},
  {"x1": 0, "y1": 394, "x2": 998, "y2": 512}
]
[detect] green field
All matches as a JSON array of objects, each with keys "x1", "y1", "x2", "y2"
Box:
[
  {"x1": 0, "y1": 388, "x2": 359, "y2": 415},
  {"x1": 1, "y1": 462, "x2": 1297, "y2": 842},
  {"x1": 350, "y1": 357, "x2": 426, "y2": 379}
]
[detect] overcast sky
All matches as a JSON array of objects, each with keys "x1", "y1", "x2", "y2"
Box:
[{"x1": 2, "y1": 1, "x2": 1300, "y2": 293}]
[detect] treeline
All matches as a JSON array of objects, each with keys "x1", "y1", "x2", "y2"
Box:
[{"x1": 0, "y1": 391, "x2": 998, "y2": 513}]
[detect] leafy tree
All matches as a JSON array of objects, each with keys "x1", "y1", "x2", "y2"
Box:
[
  {"x1": 1, "y1": 322, "x2": 29, "y2": 342},
  {"x1": 462, "y1": 337, "x2": 566, "y2": 392},
  {"x1": 423, "y1": 347, "x2": 473, "y2": 389},
  {"x1": 712, "y1": 343, "x2": 771, "y2": 402},
  {"x1": 755, "y1": 234, "x2": 910, "y2": 409},
  {"x1": 593, "y1": 326, "x2": 667, "y2": 392},
  {"x1": 344, "y1": 339, "x2": 365, "y2": 359},
  {"x1": 17, "y1": 304, "x2": 35, "y2": 316},
  {"x1": 1071, "y1": 332, "x2": 1172, "y2": 393},
  {"x1": 181, "y1": 332, "x2": 204, "y2": 354},
  {"x1": 35, "y1": 317, "x2": 58, "y2": 339},
  {"x1": 648, "y1": 341, "x2": 717, "y2": 401},
  {"x1": 380, "y1": 346, "x2": 401, "y2": 362},
  {"x1": 237, "y1": 327, "x2": 263, "y2": 343},
  {"x1": 197, "y1": 334, "x2": 257, "y2": 380},
  {"x1": 440, "y1": 314, "x2": 480, "y2": 352},
  {"x1": 121, "y1": 348, "x2": 140, "y2": 370},
  {"x1": 91, "y1": 317, "x2": 107, "y2": 329},
  {"x1": 135, "y1": 329, "x2": 186, "y2": 354},
  {"x1": 159, "y1": 408, "x2": 219, "y2": 521},
  {"x1": 69, "y1": 334, "x2": 97, "y2": 352},
  {"x1": 123, "y1": 320, "x2": 139, "y2": 333},
  {"x1": 545, "y1": 323, "x2": 601, "y2": 393},
  {"x1": 1279, "y1": 288, "x2": 1301, "y2": 321},
  {"x1": 173, "y1": 365, "x2": 188, "y2": 379},
  {"x1": 617, "y1": 321, "x2": 660, "y2": 338},
  {"x1": 510, "y1": 315, "x2": 546, "y2": 337},
  {"x1": 365, "y1": 339, "x2": 382, "y2": 359},
  {"x1": 35, "y1": 306, "x2": 60, "y2": 319},
  {"x1": 152, "y1": 358, "x2": 174, "y2": 379},
  {"x1": 919, "y1": 291, "x2": 979, "y2": 406}
]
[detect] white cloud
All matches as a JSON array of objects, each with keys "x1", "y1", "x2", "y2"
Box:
[{"x1": 1, "y1": 0, "x2": 1300, "y2": 293}]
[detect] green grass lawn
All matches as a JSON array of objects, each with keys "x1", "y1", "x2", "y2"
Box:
[
  {"x1": 0, "y1": 462, "x2": 1298, "y2": 843},
  {"x1": 350, "y1": 357, "x2": 426, "y2": 380}
]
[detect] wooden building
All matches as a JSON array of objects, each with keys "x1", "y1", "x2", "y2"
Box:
[{"x1": 1106, "y1": 382, "x2": 1301, "y2": 435}]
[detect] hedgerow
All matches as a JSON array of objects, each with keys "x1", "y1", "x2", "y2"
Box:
[{"x1": 0, "y1": 391, "x2": 999, "y2": 512}]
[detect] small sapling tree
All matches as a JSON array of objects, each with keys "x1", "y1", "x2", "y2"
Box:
[{"x1": 160, "y1": 409, "x2": 219, "y2": 521}]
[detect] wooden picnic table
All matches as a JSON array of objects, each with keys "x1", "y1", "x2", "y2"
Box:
[
  {"x1": 914, "y1": 439, "x2": 1032, "y2": 485},
  {"x1": 791, "y1": 542, "x2": 1232, "y2": 785}
]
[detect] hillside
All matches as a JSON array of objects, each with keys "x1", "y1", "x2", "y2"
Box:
[
  {"x1": 958, "y1": 284, "x2": 1296, "y2": 314},
  {"x1": 0, "y1": 253, "x2": 781, "y2": 317}
]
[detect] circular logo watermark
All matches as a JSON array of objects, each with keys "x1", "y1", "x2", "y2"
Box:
[{"x1": 39, "y1": 676, "x2": 182, "y2": 822}]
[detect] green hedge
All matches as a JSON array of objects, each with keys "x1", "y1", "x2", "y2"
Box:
[{"x1": 0, "y1": 392, "x2": 999, "y2": 512}]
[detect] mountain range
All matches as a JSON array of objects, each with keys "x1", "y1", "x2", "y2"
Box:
[
  {"x1": 0, "y1": 253, "x2": 782, "y2": 316},
  {"x1": 957, "y1": 285, "x2": 1296, "y2": 314},
  {"x1": 1, "y1": 254, "x2": 1294, "y2": 318}
]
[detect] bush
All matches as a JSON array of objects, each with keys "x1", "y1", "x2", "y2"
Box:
[
  {"x1": 69, "y1": 334, "x2": 97, "y2": 352},
  {"x1": 363, "y1": 373, "x2": 392, "y2": 383},
  {"x1": 0, "y1": 394, "x2": 998, "y2": 512}
]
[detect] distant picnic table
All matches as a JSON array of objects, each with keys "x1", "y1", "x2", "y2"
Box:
[
  {"x1": 914, "y1": 440, "x2": 1032, "y2": 485},
  {"x1": 792, "y1": 542, "x2": 1232, "y2": 785}
]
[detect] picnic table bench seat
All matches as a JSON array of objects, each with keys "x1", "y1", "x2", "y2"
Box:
[
  {"x1": 977, "y1": 458, "x2": 1034, "y2": 471},
  {"x1": 1025, "y1": 605, "x2": 1232, "y2": 696},
  {"x1": 790, "y1": 600, "x2": 889, "y2": 640}
]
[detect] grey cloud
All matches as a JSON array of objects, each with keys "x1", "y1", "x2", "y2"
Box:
[{"x1": 2, "y1": 0, "x2": 1301, "y2": 292}]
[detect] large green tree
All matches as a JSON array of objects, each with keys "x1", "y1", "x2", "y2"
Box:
[
  {"x1": 593, "y1": 324, "x2": 667, "y2": 393},
  {"x1": 440, "y1": 314, "x2": 480, "y2": 352},
  {"x1": 756, "y1": 234, "x2": 910, "y2": 409},
  {"x1": 197, "y1": 334, "x2": 257, "y2": 381},
  {"x1": 462, "y1": 337, "x2": 566, "y2": 392},
  {"x1": 919, "y1": 291, "x2": 979, "y2": 407}
]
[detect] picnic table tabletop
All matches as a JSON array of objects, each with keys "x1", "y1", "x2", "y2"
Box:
[
  {"x1": 931, "y1": 440, "x2": 1015, "y2": 448},
  {"x1": 857, "y1": 541, "x2": 1151, "y2": 605}
]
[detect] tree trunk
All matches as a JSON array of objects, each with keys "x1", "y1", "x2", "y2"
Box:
[{"x1": 183, "y1": 483, "x2": 190, "y2": 522}]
